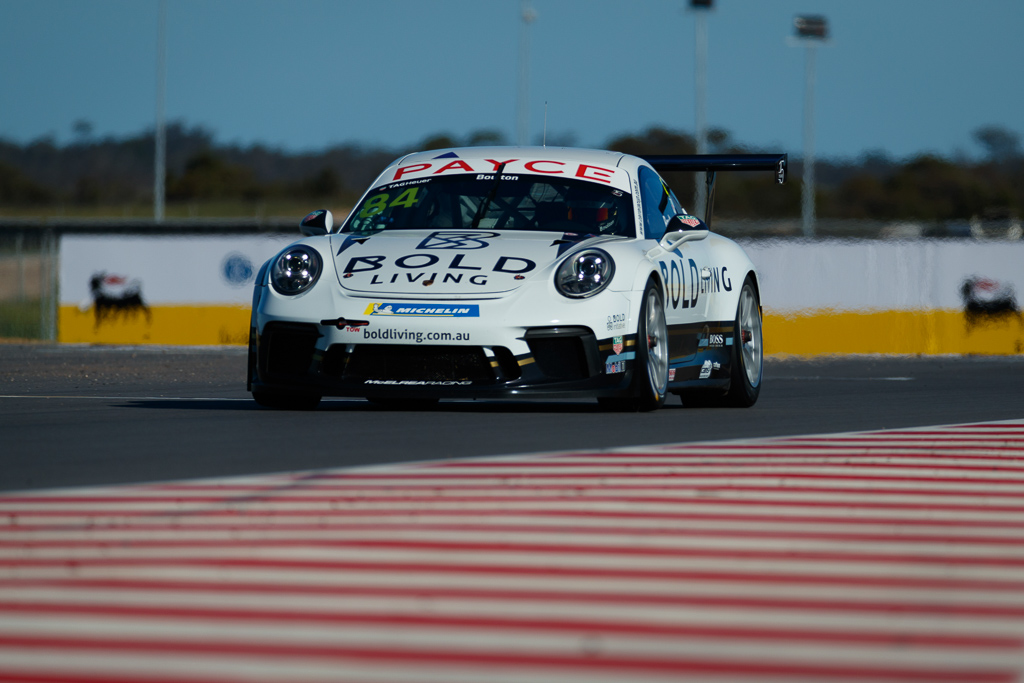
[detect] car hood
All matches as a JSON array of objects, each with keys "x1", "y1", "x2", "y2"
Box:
[{"x1": 331, "y1": 230, "x2": 618, "y2": 296}]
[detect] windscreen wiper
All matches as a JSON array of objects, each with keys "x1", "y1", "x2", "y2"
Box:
[{"x1": 469, "y1": 162, "x2": 506, "y2": 230}]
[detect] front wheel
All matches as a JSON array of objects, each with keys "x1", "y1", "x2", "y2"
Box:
[
  {"x1": 248, "y1": 329, "x2": 321, "y2": 410},
  {"x1": 724, "y1": 277, "x2": 763, "y2": 407},
  {"x1": 599, "y1": 282, "x2": 668, "y2": 412}
]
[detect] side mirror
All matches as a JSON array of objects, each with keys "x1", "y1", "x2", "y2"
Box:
[
  {"x1": 300, "y1": 209, "x2": 333, "y2": 236},
  {"x1": 658, "y1": 214, "x2": 709, "y2": 252}
]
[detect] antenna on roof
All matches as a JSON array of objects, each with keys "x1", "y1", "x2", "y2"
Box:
[{"x1": 542, "y1": 101, "x2": 548, "y2": 147}]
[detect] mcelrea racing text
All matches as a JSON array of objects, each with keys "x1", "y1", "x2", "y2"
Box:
[{"x1": 363, "y1": 328, "x2": 470, "y2": 344}]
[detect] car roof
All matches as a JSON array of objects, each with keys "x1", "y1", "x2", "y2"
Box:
[
  {"x1": 390, "y1": 146, "x2": 632, "y2": 169},
  {"x1": 371, "y1": 146, "x2": 650, "y2": 194}
]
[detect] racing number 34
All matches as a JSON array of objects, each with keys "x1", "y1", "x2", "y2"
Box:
[{"x1": 358, "y1": 188, "x2": 421, "y2": 218}]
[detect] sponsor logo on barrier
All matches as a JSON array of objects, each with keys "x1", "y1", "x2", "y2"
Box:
[
  {"x1": 83, "y1": 272, "x2": 151, "y2": 329},
  {"x1": 365, "y1": 303, "x2": 479, "y2": 317},
  {"x1": 221, "y1": 252, "x2": 255, "y2": 287}
]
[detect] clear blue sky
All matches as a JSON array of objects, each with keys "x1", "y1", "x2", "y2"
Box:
[{"x1": 1, "y1": 0, "x2": 1021, "y2": 161}]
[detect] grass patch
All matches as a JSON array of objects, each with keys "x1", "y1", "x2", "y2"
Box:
[{"x1": 0, "y1": 299, "x2": 43, "y2": 339}]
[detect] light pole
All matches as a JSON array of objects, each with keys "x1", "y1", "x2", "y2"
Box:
[
  {"x1": 516, "y1": 1, "x2": 536, "y2": 146},
  {"x1": 690, "y1": 0, "x2": 712, "y2": 216},
  {"x1": 791, "y1": 15, "x2": 828, "y2": 238},
  {"x1": 154, "y1": 0, "x2": 167, "y2": 222}
]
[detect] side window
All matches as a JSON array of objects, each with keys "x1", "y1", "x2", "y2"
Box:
[
  {"x1": 666, "y1": 188, "x2": 685, "y2": 220},
  {"x1": 638, "y1": 166, "x2": 669, "y2": 240}
]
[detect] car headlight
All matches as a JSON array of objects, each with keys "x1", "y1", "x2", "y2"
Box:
[
  {"x1": 270, "y1": 246, "x2": 322, "y2": 295},
  {"x1": 555, "y1": 248, "x2": 615, "y2": 298}
]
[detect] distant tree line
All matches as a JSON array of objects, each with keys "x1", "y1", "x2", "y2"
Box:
[{"x1": 0, "y1": 121, "x2": 1021, "y2": 222}]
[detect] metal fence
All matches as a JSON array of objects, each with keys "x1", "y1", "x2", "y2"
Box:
[
  {"x1": 0, "y1": 219, "x2": 295, "y2": 340},
  {"x1": 0, "y1": 228, "x2": 58, "y2": 340}
]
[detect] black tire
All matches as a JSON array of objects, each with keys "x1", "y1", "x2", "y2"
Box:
[
  {"x1": 599, "y1": 282, "x2": 668, "y2": 412},
  {"x1": 724, "y1": 277, "x2": 763, "y2": 407},
  {"x1": 248, "y1": 329, "x2": 321, "y2": 410}
]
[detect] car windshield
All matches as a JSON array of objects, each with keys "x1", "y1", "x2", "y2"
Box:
[{"x1": 342, "y1": 173, "x2": 636, "y2": 238}]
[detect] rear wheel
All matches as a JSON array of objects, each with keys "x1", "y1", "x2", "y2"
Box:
[
  {"x1": 724, "y1": 277, "x2": 763, "y2": 407},
  {"x1": 677, "y1": 275, "x2": 762, "y2": 408},
  {"x1": 599, "y1": 282, "x2": 668, "y2": 412}
]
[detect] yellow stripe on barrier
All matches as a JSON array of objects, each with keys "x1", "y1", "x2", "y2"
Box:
[
  {"x1": 59, "y1": 305, "x2": 251, "y2": 346},
  {"x1": 764, "y1": 309, "x2": 1024, "y2": 356},
  {"x1": 58, "y1": 305, "x2": 1024, "y2": 354}
]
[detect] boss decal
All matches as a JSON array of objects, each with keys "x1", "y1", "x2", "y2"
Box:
[{"x1": 698, "y1": 326, "x2": 727, "y2": 349}]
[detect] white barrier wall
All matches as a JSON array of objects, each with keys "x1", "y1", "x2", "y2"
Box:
[
  {"x1": 60, "y1": 234, "x2": 294, "y2": 345},
  {"x1": 58, "y1": 234, "x2": 1024, "y2": 354},
  {"x1": 741, "y1": 239, "x2": 1024, "y2": 355}
]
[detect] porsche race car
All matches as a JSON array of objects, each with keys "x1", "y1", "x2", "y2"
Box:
[{"x1": 248, "y1": 146, "x2": 786, "y2": 410}]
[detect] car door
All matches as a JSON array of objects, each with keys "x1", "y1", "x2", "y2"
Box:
[{"x1": 638, "y1": 166, "x2": 712, "y2": 364}]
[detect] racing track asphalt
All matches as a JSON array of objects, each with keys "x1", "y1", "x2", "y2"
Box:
[{"x1": 1, "y1": 343, "x2": 1022, "y2": 492}]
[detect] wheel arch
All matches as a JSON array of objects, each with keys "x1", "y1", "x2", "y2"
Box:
[{"x1": 624, "y1": 261, "x2": 665, "y2": 298}]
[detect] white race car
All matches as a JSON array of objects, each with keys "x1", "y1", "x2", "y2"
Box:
[{"x1": 248, "y1": 146, "x2": 786, "y2": 410}]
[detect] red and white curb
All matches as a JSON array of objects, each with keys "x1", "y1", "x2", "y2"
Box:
[{"x1": 2, "y1": 420, "x2": 1024, "y2": 682}]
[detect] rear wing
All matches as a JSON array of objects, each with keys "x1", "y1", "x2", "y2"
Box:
[{"x1": 641, "y1": 153, "x2": 787, "y2": 228}]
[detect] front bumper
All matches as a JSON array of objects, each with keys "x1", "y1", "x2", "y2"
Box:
[{"x1": 250, "y1": 286, "x2": 640, "y2": 400}]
